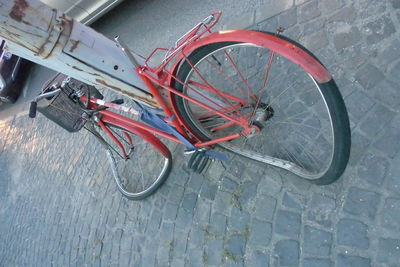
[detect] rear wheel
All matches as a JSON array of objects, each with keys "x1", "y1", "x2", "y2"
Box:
[
  {"x1": 89, "y1": 122, "x2": 172, "y2": 200},
  {"x1": 173, "y1": 35, "x2": 350, "y2": 184}
]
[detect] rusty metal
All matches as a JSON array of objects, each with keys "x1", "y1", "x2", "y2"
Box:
[{"x1": 95, "y1": 79, "x2": 159, "y2": 108}]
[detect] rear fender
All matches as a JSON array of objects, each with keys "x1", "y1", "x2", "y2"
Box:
[{"x1": 167, "y1": 30, "x2": 332, "y2": 131}]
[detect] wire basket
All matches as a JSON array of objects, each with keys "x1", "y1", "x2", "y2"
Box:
[{"x1": 37, "y1": 74, "x2": 87, "y2": 133}]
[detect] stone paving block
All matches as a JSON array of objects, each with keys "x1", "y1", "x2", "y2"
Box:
[
  {"x1": 328, "y1": 4, "x2": 356, "y2": 23},
  {"x1": 255, "y1": 0, "x2": 294, "y2": 25},
  {"x1": 175, "y1": 208, "x2": 193, "y2": 230},
  {"x1": 282, "y1": 24, "x2": 303, "y2": 41},
  {"x1": 163, "y1": 201, "x2": 179, "y2": 221},
  {"x1": 320, "y1": 0, "x2": 343, "y2": 12},
  {"x1": 187, "y1": 248, "x2": 203, "y2": 267},
  {"x1": 345, "y1": 90, "x2": 375, "y2": 122},
  {"x1": 205, "y1": 160, "x2": 225, "y2": 182},
  {"x1": 303, "y1": 258, "x2": 333, "y2": 267},
  {"x1": 348, "y1": 131, "x2": 371, "y2": 166},
  {"x1": 374, "y1": 79, "x2": 400, "y2": 111},
  {"x1": 390, "y1": 0, "x2": 400, "y2": 8},
  {"x1": 254, "y1": 195, "x2": 277, "y2": 221},
  {"x1": 182, "y1": 192, "x2": 198, "y2": 212},
  {"x1": 168, "y1": 185, "x2": 185, "y2": 204},
  {"x1": 159, "y1": 221, "x2": 174, "y2": 245},
  {"x1": 377, "y1": 238, "x2": 400, "y2": 266},
  {"x1": 343, "y1": 187, "x2": 381, "y2": 220},
  {"x1": 229, "y1": 208, "x2": 250, "y2": 232},
  {"x1": 298, "y1": 0, "x2": 321, "y2": 23},
  {"x1": 157, "y1": 245, "x2": 170, "y2": 266},
  {"x1": 337, "y1": 254, "x2": 370, "y2": 267},
  {"x1": 359, "y1": 104, "x2": 396, "y2": 137},
  {"x1": 245, "y1": 250, "x2": 269, "y2": 267},
  {"x1": 364, "y1": 16, "x2": 396, "y2": 45},
  {"x1": 273, "y1": 240, "x2": 299, "y2": 266},
  {"x1": 278, "y1": 7, "x2": 297, "y2": 29},
  {"x1": 205, "y1": 238, "x2": 224, "y2": 265},
  {"x1": 170, "y1": 257, "x2": 185, "y2": 267},
  {"x1": 355, "y1": 63, "x2": 385, "y2": 91},
  {"x1": 379, "y1": 39, "x2": 400, "y2": 66},
  {"x1": 304, "y1": 16, "x2": 327, "y2": 36},
  {"x1": 221, "y1": 9, "x2": 255, "y2": 30},
  {"x1": 282, "y1": 192, "x2": 303, "y2": 211},
  {"x1": 227, "y1": 159, "x2": 247, "y2": 179},
  {"x1": 333, "y1": 24, "x2": 361, "y2": 50},
  {"x1": 381, "y1": 198, "x2": 400, "y2": 231},
  {"x1": 213, "y1": 190, "x2": 232, "y2": 216},
  {"x1": 199, "y1": 179, "x2": 218, "y2": 201},
  {"x1": 257, "y1": 173, "x2": 281, "y2": 197},
  {"x1": 275, "y1": 210, "x2": 301, "y2": 238},
  {"x1": 307, "y1": 193, "x2": 335, "y2": 227},
  {"x1": 302, "y1": 30, "x2": 328, "y2": 51},
  {"x1": 193, "y1": 198, "x2": 211, "y2": 225},
  {"x1": 303, "y1": 226, "x2": 332, "y2": 256},
  {"x1": 249, "y1": 219, "x2": 272, "y2": 247},
  {"x1": 153, "y1": 196, "x2": 167, "y2": 210},
  {"x1": 241, "y1": 167, "x2": 264, "y2": 184},
  {"x1": 187, "y1": 173, "x2": 204, "y2": 193},
  {"x1": 188, "y1": 226, "x2": 205, "y2": 248},
  {"x1": 358, "y1": 0, "x2": 387, "y2": 19},
  {"x1": 173, "y1": 229, "x2": 189, "y2": 256},
  {"x1": 373, "y1": 126, "x2": 400, "y2": 158},
  {"x1": 226, "y1": 234, "x2": 246, "y2": 258},
  {"x1": 357, "y1": 151, "x2": 389, "y2": 186},
  {"x1": 147, "y1": 210, "x2": 162, "y2": 232},
  {"x1": 210, "y1": 213, "x2": 227, "y2": 236},
  {"x1": 238, "y1": 181, "x2": 258, "y2": 208},
  {"x1": 337, "y1": 218, "x2": 369, "y2": 249},
  {"x1": 386, "y1": 155, "x2": 400, "y2": 195},
  {"x1": 221, "y1": 176, "x2": 239, "y2": 193}
]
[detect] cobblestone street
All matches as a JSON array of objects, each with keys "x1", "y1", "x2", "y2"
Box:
[{"x1": 1, "y1": 0, "x2": 400, "y2": 266}]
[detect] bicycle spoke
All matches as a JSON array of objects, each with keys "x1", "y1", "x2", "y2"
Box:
[
  {"x1": 222, "y1": 50, "x2": 258, "y2": 100},
  {"x1": 173, "y1": 72, "x2": 244, "y2": 121},
  {"x1": 205, "y1": 57, "x2": 258, "y2": 102},
  {"x1": 182, "y1": 52, "x2": 247, "y2": 119}
]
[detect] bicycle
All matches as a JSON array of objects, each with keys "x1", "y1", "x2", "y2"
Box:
[{"x1": 29, "y1": 12, "x2": 351, "y2": 200}]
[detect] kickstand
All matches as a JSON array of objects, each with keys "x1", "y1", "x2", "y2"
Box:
[{"x1": 187, "y1": 150, "x2": 210, "y2": 173}]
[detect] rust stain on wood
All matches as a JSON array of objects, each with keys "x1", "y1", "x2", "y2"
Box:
[
  {"x1": 69, "y1": 40, "x2": 79, "y2": 53},
  {"x1": 72, "y1": 66, "x2": 84, "y2": 72},
  {"x1": 95, "y1": 78, "x2": 158, "y2": 108},
  {"x1": 10, "y1": 0, "x2": 29, "y2": 22}
]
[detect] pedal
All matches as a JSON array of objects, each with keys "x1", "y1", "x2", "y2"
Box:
[{"x1": 187, "y1": 150, "x2": 210, "y2": 173}]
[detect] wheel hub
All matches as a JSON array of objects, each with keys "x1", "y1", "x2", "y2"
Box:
[{"x1": 254, "y1": 103, "x2": 274, "y2": 123}]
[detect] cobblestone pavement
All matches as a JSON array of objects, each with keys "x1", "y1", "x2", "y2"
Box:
[{"x1": 1, "y1": 0, "x2": 400, "y2": 266}]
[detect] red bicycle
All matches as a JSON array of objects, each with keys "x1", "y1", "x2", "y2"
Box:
[{"x1": 30, "y1": 12, "x2": 350, "y2": 200}]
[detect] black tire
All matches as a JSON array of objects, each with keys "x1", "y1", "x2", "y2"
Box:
[
  {"x1": 172, "y1": 34, "x2": 350, "y2": 184},
  {"x1": 91, "y1": 122, "x2": 172, "y2": 200}
]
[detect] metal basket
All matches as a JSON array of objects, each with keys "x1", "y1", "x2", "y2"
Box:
[{"x1": 37, "y1": 74, "x2": 87, "y2": 133}]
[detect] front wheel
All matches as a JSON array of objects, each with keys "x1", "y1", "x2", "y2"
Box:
[
  {"x1": 172, "y1": 34, "x2": 350, "y2": 184},
  {"x1": 89, "y1": 122, "x2": 172, "y2": 200}
]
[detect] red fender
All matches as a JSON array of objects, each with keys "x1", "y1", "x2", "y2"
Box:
[
  {"x1": 169, "y1": 30, "x2": 331, "y2": 84},
  {"x1": 167, "y1": 30, "x2": 332, "y2": 132}
]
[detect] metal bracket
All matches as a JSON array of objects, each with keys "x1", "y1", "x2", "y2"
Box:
[{"x1": 38, "y1": 10, "x2": 68, "y2": 58}]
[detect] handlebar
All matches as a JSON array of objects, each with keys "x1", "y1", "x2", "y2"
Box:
[{"x1": 28, "y1": 88, "x2": 61, "y2": 118}]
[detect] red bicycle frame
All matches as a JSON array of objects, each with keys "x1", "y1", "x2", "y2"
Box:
[{"x1": 90, "y1": 11, "x2": 332, "y2": 154}]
